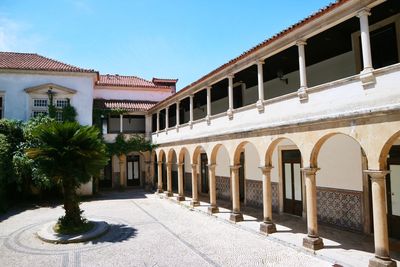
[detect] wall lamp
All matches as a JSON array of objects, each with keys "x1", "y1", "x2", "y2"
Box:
[{"x1": 277, "y1": 70, "x2": 288, "y2": 84}]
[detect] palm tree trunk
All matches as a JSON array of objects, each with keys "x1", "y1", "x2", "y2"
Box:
[{"x1": 62, "y1": 178, "x2": 82, "y2": 227}]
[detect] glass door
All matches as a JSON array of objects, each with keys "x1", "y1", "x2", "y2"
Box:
[{"x1": 282, "y1": 150, "x2": 302, "y2": 216}]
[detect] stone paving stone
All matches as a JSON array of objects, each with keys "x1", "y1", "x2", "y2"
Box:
[{"x1": 0, "y1": 190, "x2": 331, "y2": 267}]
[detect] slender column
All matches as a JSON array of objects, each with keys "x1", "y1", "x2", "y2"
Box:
[
  {"x1": 190, "y1": 164, "x2": 200, "y2": 206},
  {"x1": 297, "y1": 40, "x2": 308, "y2": 102},
  {"x1": 364, "y1": 170, "x2": 396, "y2": 267},
  {"x1": 227, "y1": 75, "x2": 234, "y2": 119},
  {"x1": 357, "y1": 8, "x2": 376, "y2": 86},
  {"x1": 207, "y1": 164, "x2": 219, "y2": 214},
  {"x1": 230, "y1": 165, "x2": 243, "y2": 222},
  {"x1": 176, "y1": 163, "x2": 185, "y2": 201},
  {"x1": 119, "y1": 114, "x2": 123, "y2": 133},
  {"x1": 165, "y1": 106, "x2": 169, "y2": 130},
  {"x1": 189, "y1": 95, "x2": 194, "y2": 128},
  {"x1": 358, "y1": 9, "x2": 373, "y2": 72},
  {"x1": 206, "y1": 86, "x2": 211, "y2": 125},
  {"x1": 302, "y1": 167, "x2": 324, "y2": 250},
  {"x1": 156, "y1": 161, "x2": 163, "y2": 193},
  {"x1": 118, "y1": 154, "x2": 126, "y2": 188},
  {"x1": 259, "y1": 166, "x2": 276, "y2": 234},
  {"x1": 165, "y1": 162, "x2": 172, "y2": 197},
  {"x1": 176, "y1": 101, "x2": 180, "y2": 130},
  {"x1": 256, "y1": 60, "x2": 265, "y2": 112},
  {"x1": 156, "y1": 112, "x2": 160, "y2": 132}
]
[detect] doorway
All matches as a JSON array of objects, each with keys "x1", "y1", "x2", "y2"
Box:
[
  {"x1": 282, "y1": 149, "x2": 303, "y2": 216},
  {"x1": 200, "y1": 153, "x2": 209, "y2": 194},
  {"x1": 127, "y1": 155, "x2": 140, "y2": 186},
  {"x1": 239, "y1": 152, "x2": 245, "y2": 202},
  {"x1": 100, "y1": 158, "x2": 112, "y2": 188},
  {"x1": 387, "y1": 145, "x2": 400, "y2": 239}
]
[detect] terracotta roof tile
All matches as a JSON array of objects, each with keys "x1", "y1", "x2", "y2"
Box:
[
  {"x1": 93, "y1": 99, "x2": 157, "y2": 112},
  {"x1": 0, "y1": 52, "x2": 96, "y2": 73},
  {"x1": 96, "y1": 74, "x2": 175, "y2": 89},
  {"x1": 150, "y1": 0, "x2": 350, "y2": 111}
]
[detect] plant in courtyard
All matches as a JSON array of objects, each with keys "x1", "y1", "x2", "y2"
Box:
[{"x1": 26, "y1": 122, "x2": 108, "y2": 229}]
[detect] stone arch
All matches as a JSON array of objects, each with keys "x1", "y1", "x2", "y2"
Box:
[
  {"x1": 310, "y1": 132, "x2": 367, "y2": 168},
  {"x1": 158, "y1": 149, "x2": 166, "y2": 162},
  {"x1": 178, "y1": 147, "x2": 190, "y2": 164},
  {"x1": 210, "y1": 143, "x2": 231, "y2": 165},
  {"x1": 265, "y1": 137, "x2": 303, "y2": 167},
  {"x1": 233, "y1": 141, "x2": 261, "y2": 166},
  {"x1": 167, "y1": 148, "x2": 178, "y2": 163},
  {"x1": 192, "y1": 145, "x2": 207, "y2": 165},
  {"x1": 379, "y1": 131, "x2": 400, "y2": 170}
]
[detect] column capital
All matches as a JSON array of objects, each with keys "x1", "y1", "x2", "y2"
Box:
[
  {"x1": 259, "y1": 165, "x2": 273, "y2": 173},
  {"x1": 166, "y1": 162, "x2": 173, "y2": 167},
  {"x1": 157, "y1": 161, "x2": 163, "y2": 165},
  {"x1": 296, "y1": 40, "x2": 307, "y2": 46},
  {"x1": 256, "y1": 59, "x2": 265, "y2": 65},
  {"x1": 176, "y1": 100, "x2": 180, "y2": 105},
  {"x1": 206, "y1": 86, "x2": 212, "y2": 90},
  {"x1": 177, "y1": 163, "x2": 184, "y2": 167},
  {"x1": 165, "y1": 106, "x2": 169, "y2": 111},
  {"x1": 227, "y1": 74, "x2": 235, "y2": 79},
  {"x1": 364, "y1": 170, "x2": 390, "y2": 180},
  {"x1": 230, "y1": 165, "x2": 241, "y2": 171},
  {"x1": 207, "y1": 163, "x2": 216, "y2": 170},
  {"x1": 191, "y1": 163, "x2": 197, "y2": 169},
  {"x1": 189, "y1": 94, "x2": 194, "y2": 99},
  {"x1": 301, "y1": 167, "x2": 320, "y2": 176},
  {"x1": 357, "y1": 8, "x2": 371, "y2": 18}
]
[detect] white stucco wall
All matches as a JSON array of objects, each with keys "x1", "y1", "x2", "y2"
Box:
[
  {"x1": 317, "y1": 134, "x2": 363, "y2": 191},
  {"x1": 244, "y1": 143, "x2": 262, "y2": 181},
  {"x1": 0, "y1": 72, "x2": 94, "y2": 125},
  {"x1": 94, "y1": 86, "x2": 172, "y2": 102},
  {"x1": 215, "y1": 146, "x2": 230, "y2": 177}
]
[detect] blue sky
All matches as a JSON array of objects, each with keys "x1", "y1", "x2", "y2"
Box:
[{"x1": 0, "y1": 0, "x2": 333, "y2": 90}]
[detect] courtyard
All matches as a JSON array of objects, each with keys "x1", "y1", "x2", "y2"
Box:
[{"x1": 0, "y1": 190, "x2": 332, "y2": 267}]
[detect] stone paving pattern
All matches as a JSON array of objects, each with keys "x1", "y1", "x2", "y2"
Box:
[{"x1": 0, "y1": 190, "x2": 331, "y2": 267}]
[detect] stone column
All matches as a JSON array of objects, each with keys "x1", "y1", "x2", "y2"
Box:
[
  {"x1": 206, "y1": 86, "x2": 211, "y2": 125},
  {"x1": 256, "y1": 60, "x2": 265, "y2": 112},
  {"x1": 157, "y1": 161, "x2": 163, "y2": 193},
  {"x1": 189, "y1": 95, "x2": 194, "y2": 128},
  {"x1": 364, "y1": 170, "x2": 397, "y2": 267},
  {"x1": 302, "y1": 167, "x2": 323, "y2": 250},
  {"x1": 207, "y1": 164, "x2": 219, "y2": 214},
  {"x1": 227, "y1": 75, "x2": 234, "y2": 120},
  {"x1": 230, "y1": 165, "x2": 243, "y2": 222},
  {"x1": 119, "y1": 114, "x2": 123, "y2": 133},
  {"x1": 297, "y1": 40, "x2": 308, "y2": 102},
  {"x1": 165, "y1": 106, "x2": 169, "y2": 131},
  {"x1": 165, "y1": 162, "x2": 173, "y2": 197},
  {"x1": 190, "y1": 164, "x2": 200, "y2": 206},
  {"x1": 259, "y1": 166, "x2": 276, "y2": 234},
  {"x1": 156, "y1": 112, "x2": 160, "y2": 133},
  {"x1": 357, "y1": 8, "x2": 376, "y2": 86},
  {"x1": 176, "y1": 101, "x2": 180, "y2": 130},
  {"x1": 176, "y1": 163, "x2": 185, "y2": 201},
  {"x1": 118, "y1": 154, "x2": 126, "y2": 189}
]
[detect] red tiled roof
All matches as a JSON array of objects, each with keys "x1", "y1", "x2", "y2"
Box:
[
  {"x1": 96, "y1": 74, "x2": 174, "y2": 89},
  {"x1": 152, "y1": 77, "x2": 178, "y2": 83},
  {"x1": 93, "y1": 99, "x2": 157, "y2": 112},
  {"x1": 0, "y1": 52, "x2": 97, "y2": 73},
  {"x1": 149, "y1": 0, "x2": 350, "y2": 111}
]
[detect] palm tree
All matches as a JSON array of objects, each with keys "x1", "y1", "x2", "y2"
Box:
[{"x1": 26, "y1": 122, "x2": 108, "y2": 228}]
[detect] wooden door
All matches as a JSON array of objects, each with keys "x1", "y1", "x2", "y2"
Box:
[
  {"x1": 127, "y1": 155, "x2": 140, "y2": 186},
  {"x1": 282, "y1": 150, "x2": 302, "y2": 216}
]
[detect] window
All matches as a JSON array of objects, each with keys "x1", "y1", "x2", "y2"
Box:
[
  {"x1": 0, "y1": 96, "x2": 3, "y2": 119},
  {"x1": 56, "y1": 99, "x2": 68, "y2": 108},
  {"x1": 33, "y1": 99, "x2": 48, "y2": 108}
]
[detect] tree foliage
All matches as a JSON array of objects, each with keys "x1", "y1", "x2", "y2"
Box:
[
  {"x1": 26, "y1": 122, "x2": 109, "y2": 227},
  {"x1": 106, "y1": 133, "x2": 156, "y2": 156}
]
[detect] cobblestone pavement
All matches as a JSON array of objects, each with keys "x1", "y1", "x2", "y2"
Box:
[{"x1": 0, "y1": 190, "x2": 332, "y2": 267}]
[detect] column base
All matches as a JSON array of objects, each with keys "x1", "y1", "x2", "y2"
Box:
[
  {"x1": 369, "y1": 257, "x2": 397, "y2": 267},
  {"x1": 156, "y1": 189, "x2": 164, "y2": 194},
  {"x1": 176, "y1": 195, "x2": 185, "y2": 201},
  {"x1": 226, "y1": 109, "x2": 233, "y2": 120},
  {"x1": 229, "y1": 212, "x2": 244, "y2": 222},
  {"x1": 207, "y1": 205, "x2": 219, "y2": 214},
  {"x1": 259, "y1": 221, "x2": 276, "y2": 234},
  {"x1": 164, "y1": 192, "x2": 173, "y2": 197},
  {"x1": 360, "y1": 68, "x2": 376, "y2": 87},
  {"x1": 190, "y1": 200, "x2": 200, "y2": 207},
  {"x1": 256, "y1": 100, "x2": 264, "y2": 112},
  {"x1": 303, "y1": 236, "x2": 324, "y2": 250}
]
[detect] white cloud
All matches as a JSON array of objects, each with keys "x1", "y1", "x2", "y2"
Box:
[{"x1": 0, "y1": 16, "x2": 43, "y2": 52}]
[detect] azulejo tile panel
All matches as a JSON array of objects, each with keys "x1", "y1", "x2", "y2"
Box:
[
  {"x1": 316, "y1": 187, "x2": 363, "y2": 231},
  {"x1": 216, "y1": 176, "x2": 230, "y2": 200},
  {"x1": 245, "y1": 180, "x2": 279, "y2": 212}
]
